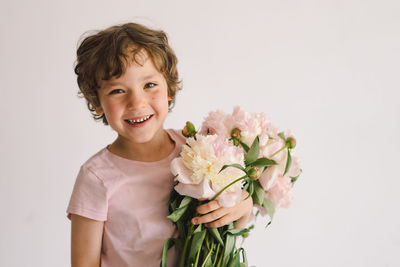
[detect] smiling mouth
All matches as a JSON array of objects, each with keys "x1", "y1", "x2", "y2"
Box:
[{"x1": 125, "y1": 115, "x2": 153, "y2": 125}]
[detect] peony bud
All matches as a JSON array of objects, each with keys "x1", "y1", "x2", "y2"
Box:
[
  {"x1": 231, "y1": 128, "x2": 241, "y2": 139},
  {"x1": 231, "y1": 128, "x2": 241, "y2": 146},
  {"x1": 182, "y1": 121, "x2": 196, "y2": 137},
  {"x1": 182, "y1": 126, "x2": 190, "y2": 137},
  {"x1": 286, "y1": 137, "x2": 296, "y2": 149},
  {"x1": 232, "y1": 138, "x2": 239, "y2": 146},
  {"x1": 247, "y1": 167, "x2": 261, "y2": 179},
  {"x1": 242, "y1": 232, "x2": 249, "y2": 238}
]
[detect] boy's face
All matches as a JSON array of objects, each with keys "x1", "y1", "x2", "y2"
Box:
[{"x1": 95, "y1": 51, "x2": 171, "y2": 146}]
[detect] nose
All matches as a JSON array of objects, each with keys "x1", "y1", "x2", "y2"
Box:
[{"x1": 126, "y1": 89, "x2": 146, "y2": 110}]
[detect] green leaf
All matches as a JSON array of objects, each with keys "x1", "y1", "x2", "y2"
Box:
[
  {"x1": 167, "y1": 206, "x2": 188, "y2": 223},
  {"x1": 179, "y1": 196, "x2": 193, "y2": 209},
  {"x1": 188, "y1": 229, "x2": 206, "y2": 262},
  {"x1": 160, "y1": 238, "x2": 176, "y2": 267},
  {"x1": 208, "y1": 228, "x2": 224, "y2": 246},
  {"x1": 222, "y1": 233, "x2": 236, "y2": 266},
  {"x1": 247, "y1": 181, "x2": 254, "y2": 200},
  {"x1": 167, "y1": 190, "x2": 178, "y2": 209},
  {"x1": 239, "y1": 141, "x2": 250, "y2": 152},
  {"x1": 252, "y1": 182, "x2": 265, "y2": 206},
  {"x1": 193, "y1": 224, "x2": 202, "y2": 234},
  {"x1": 166, "y1": 206, "x2": 187, "y2": 222},
  {"x1": 290, "y1": 169, "x2": 302, "y2": 184},
  {"x1": 263, "y1": 198, "x2": 275, "y2": 220},
  {"x1": 250, "y1": 157, "x2": 277, "y2": 167},
  {"x1": 278, "y1": 132, "x2": 286, "y2": 141},
  {"x1": 219, "y1": 163, "x2": 245, "y2": 174},
  {"x1": 174, "y1": 237, "x2": 184, "y2": 251},
  {"x1": 176, "y1": 219, "x2": 186, "y2": 241},
  {"x1": 228, "y1": 249, "x2": 241, "y2": 267},
  {"x1": 284, "y1": 150, "x2": 292, "y2": 175},
  {"x1": 262, "y1": 165, "x2": 269, "y2": 173},
  {"x1": 170, "y1": 198, "x2": 178, "y2": 212},
  {"x1": 244, "y1": 137, "x2": 260, "y2": 165},
  {"x1": 166, "y1": 196, "x2": 193, "y2": 222},
  {"x1": 224, "y1": 228, "x2": 250, "y2": 237}
]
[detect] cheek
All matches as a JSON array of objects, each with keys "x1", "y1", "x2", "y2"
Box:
[
  {"x1": 151, "y1": 90, "x2": 169, "y2": 106},
  {"x1": 102, "y1": 101, "x2": 123, "y2": 118}
]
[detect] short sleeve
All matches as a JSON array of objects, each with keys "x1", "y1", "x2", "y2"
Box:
[{"x1": 67, "y1": 166, "x2": 108, "y2": 221}]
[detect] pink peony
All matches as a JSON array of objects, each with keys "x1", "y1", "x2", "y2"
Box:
[
  {"x1": 231, "y1": 106, "x2": 278, "y2": 148},
  {"x1": 197, "y1": 107, "x2": 302, "y2": 210},
  {"x1": 200, "y1": 106, "x2": 281, "y2": 154},
  {"x1": 259, "y1": 130, "x2": 298, "y2": 190},
  {"x1": 265, "y1": 175, "x2": 293, "y2": 209},
  {"x1": 258, "y1": 137, "x2": 287, "y2": 191},
  {"x1": 286, "y1": 156, "x2": 301, "y2": 178},
  {"x1": 264, "y1": 156, "x2": 301, "y2": 209},
  {"x1": 200, "y1": 109, "x2": 235, "y2": 138},
  {"x1": 171, "y1": 134, "x2": 245, "y2": 207},
  {"x1": 253, "y1": 204, "x2": 268, "y2": 217}
]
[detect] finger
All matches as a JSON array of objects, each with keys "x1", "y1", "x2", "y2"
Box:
[
  {"x1": 192, "y1": 207, "x2": 229, "y2": 225},
  {"x1": 205, "y1": 192, "x2": 253, "y2": 228},
  {"x1": 196, "y1": 200, "x2": 220, "y2": 215},
  {"x1": 205, "y1": 213, "x2": 241, "y2": 228}
]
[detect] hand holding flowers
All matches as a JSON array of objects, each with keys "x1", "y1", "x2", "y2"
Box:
[{"x1": 192, "y1": 190, "x2": 253, "y2": 229}]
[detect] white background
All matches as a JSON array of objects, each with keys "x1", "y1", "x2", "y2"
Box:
[{"x1": 1, "y1": 0, "x2": 399, "y2": 266}]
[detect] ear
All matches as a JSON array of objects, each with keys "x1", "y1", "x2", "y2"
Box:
[
  {"x1": 94, "y1": 105, "x2": 104, "y2": 115},
  {"x1": 168, "y1": 95, "x2": 173, "y2": 101}
]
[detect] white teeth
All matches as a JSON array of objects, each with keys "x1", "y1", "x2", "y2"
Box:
[{"x1": 127, "y1": 115, "x2": 151, "y2": 123}]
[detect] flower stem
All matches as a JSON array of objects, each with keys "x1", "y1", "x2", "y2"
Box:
[
  {"x1": 205, "y1": 232, "x2": 210, "y2": 250},
  {"x1": 216, "y1": 247, "x2": 223, "y2": 267},
  {"x1": 213, "y1": 243, "x2": 220, "y2": 266},
  {"x1": 194, "y1": 238, "x2": 202, "y2": 267},
  {"x1": 200, "y1": 242, "x2": 214, "y2": 267},
  {"x1": 179, "y1": 223, "x2": 194, "y2": 267},
  {"x1": 270, "y1": 144, "x2": 288, "y2": 158},
  {"x1": 211, "y1": 175, "x2": 248, "y2": 201}
]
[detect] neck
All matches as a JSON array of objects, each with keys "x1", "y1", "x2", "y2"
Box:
[{"x1": 108, "y1": 129, "x2": 175, "y2": 162}]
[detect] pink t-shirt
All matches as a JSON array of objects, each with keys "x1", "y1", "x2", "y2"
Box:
[{"x1": 67, "y1": 129, "x2": 185, "y2": 267}]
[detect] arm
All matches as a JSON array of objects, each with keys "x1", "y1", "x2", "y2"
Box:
[
  {"x1": 71, "y1": 214, "x2": 104, "y2": 267},
  {"x1": 191, "y1": 190, "x2": 253, "y2": 229}
]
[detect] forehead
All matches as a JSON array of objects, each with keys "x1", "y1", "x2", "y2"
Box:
[
  {"x1": 124, "y1": 47, "x2": 148, "y2": 66},
  {"x1": 99, "y1": 51, "x2": 163, "y2": 87},
  {"x1": 123, "y1": 48, "x2": 165, "y2": 76}
]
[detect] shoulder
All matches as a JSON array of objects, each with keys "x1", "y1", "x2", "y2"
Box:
[
  {"x1": 166, "y1": 128, "x2": 186, "y2": 145},
  {"x1": 77, "y1": 147, "x2": 118, "y2": 184}
]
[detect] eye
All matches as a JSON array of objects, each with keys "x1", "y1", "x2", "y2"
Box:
[
  {"x1": 108, "y1": 89, "x2": 124, "y2": 95},
  {"x1": 144, "y1": 82, "x2": 157, "y2": 89}
]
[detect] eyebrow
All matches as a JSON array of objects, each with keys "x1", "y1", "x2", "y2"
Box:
[
  {"x1": 101, "y1": 73, "x2": 161, "y2": 88},
  {"x1": 101, "y1": 81, "x2": 122, "y2": 88},
  {"x1": 141, "y1": 74, "x2": 159, "y2": 81}
]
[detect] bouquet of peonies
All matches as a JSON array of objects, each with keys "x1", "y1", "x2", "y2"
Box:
[{"x1": 161, "y1": 106, "x2": 302, "y2": 267}]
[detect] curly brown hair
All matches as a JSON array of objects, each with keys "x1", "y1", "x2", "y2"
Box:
[{"x1": 74, "y1": 22, "x2": 181, "y2": 124}]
